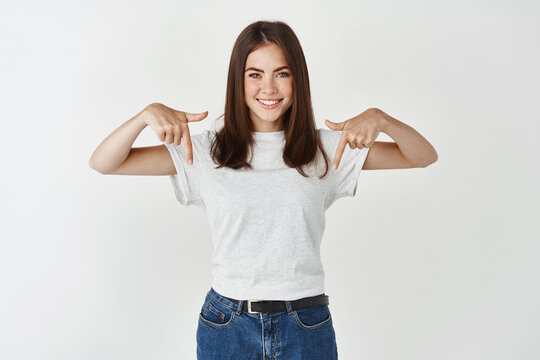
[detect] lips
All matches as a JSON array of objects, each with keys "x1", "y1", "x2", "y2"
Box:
[{"x1": 257, "y1": 98, "x2": 283, "y2": 109}]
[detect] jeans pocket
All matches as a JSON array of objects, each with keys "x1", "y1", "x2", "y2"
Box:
[
  {"x1": 198, "y1": 292, "x2": 236, "y2": 329},
  {"x1": 293, "y1": 304, "x2": 333, "y2": 331}
]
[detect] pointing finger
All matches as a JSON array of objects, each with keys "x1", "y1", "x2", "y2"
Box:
[
  {"x1": 182, "y1": 130, "x2": 194, "y2": 165},
  {"x1": 333, "y1": 134, "x2": 348, "y2": 170}
]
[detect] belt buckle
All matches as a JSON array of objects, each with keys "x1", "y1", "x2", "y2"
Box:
[{"x1": 247, "y1": 299, "x2": 262, "y2": 314}]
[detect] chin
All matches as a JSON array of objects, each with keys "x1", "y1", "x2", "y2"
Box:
[{"x1": 257, "y1": 113, "x2": 284, "y2": 122}]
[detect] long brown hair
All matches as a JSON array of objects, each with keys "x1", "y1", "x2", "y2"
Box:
[{"x1": 210, "y1": 20, "x2": 331, "y2": 179}]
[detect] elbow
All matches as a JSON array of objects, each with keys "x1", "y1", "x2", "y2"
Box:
[
  {"x1": 88, "y1": 156, "x2": 100, "y2": 173},
  {"x1": 89, "y1": 156, "x2": 97, "y2": 171},
  {"x1": 89, "y1": 156, "x2": 110, "y2": 174},
  {"x1": 419, "y1": 152, "x2": 438, "y2": 168},
  {"x1": 430, "y1": 150, "x2": 439, "y2": 165}
]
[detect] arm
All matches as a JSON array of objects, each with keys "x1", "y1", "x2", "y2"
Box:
[
  {"x1": 88, "y1": 105, "x2": 151, "y2": 174},
  {"x1": 378, "y1": 109, "x2": 438, "y2": 168},
  {"x1": 89, "y1": 103, "x2": 207, "y2": 175},
  {"x1": 326, "y1": 108, "x2": 438, "y2": 170}
]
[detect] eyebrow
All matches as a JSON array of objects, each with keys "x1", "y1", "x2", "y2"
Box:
[{"x1": 244, "y1": 65, "x2": 290, "y2": 73}]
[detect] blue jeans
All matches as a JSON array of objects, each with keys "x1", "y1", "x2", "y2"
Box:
[{"x1": 196, "y1": 287, "x2": 338, "y2": 359}]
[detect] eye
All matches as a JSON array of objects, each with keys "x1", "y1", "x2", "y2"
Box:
[{"x1": 247, "y1": 72, "x2": 290, "y2": 79}]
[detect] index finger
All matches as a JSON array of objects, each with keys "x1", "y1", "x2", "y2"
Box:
[
  {"x1": 182, "y1": 130, "x2": 194, "y2": 165},
  {"x1": 333, "y1": 134, "x2": 348, "y2": 169}
]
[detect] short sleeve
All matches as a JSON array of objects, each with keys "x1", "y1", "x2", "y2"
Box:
[
  {"x1": 164, "y1": 131, "x2": 209, "y2": 208},
  {"x1": 319, "y1": 128, "x2": 372, "y2": 203}
]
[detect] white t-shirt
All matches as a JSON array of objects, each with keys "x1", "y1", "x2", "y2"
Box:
[{"x1": 164, "y1": 128, "x2": 370, "y2": 300}]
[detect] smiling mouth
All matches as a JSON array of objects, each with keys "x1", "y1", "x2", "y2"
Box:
[
  {"x1": 257, "y1": 98, "x2": 283, "y2": 108},
  {"x1": 257, "y1": 98, "x2": 283, "y2": 102}
]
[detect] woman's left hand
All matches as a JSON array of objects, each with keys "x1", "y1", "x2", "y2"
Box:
[{"x1": 325, "y1": 108, "x2": 386, "y2": 169}]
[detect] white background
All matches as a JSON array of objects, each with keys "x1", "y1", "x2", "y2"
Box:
[{"x1": 1, "y1": 0, "x2": 539, "y2": 359}]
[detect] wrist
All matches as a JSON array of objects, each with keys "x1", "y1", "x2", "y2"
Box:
[
  {"x1": 376, "y1": 109, "x2": 392, "y2": 133},
  {"x1": 134, "y1": 106, "x2": 152, "y2": 127}
]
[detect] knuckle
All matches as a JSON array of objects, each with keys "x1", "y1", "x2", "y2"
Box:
[{"x1": 157, "y1": 129, "x2": 167, "y2": 137}]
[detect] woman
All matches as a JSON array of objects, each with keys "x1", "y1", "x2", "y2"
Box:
[{"x1": 89, "y1": 20, "x2": 437, "y2": 360}]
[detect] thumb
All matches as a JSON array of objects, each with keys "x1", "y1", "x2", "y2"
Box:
[
  {"x1": 325, "y1": 118, "x2": 345, "y2": 131},
  {"x1": 185, "y1": 111, "x2": 209, "y2": 122}
]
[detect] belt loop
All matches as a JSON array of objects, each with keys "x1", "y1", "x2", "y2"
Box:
[
  {"x1": 285, "y1": 300, "x2": 294, "y2": 314},
  {"x1": 235, "y1": 300, "x2": 243, "y2": 315}
]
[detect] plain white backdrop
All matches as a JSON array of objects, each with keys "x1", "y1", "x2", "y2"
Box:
[{"x1": 1, "y1": 0, "x2": 539, "y2": 359}]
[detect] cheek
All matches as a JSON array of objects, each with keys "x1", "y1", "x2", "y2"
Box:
[
  {"x1": 281, "y1": 80, "x2": 294, "y2": 97},
  {"x1": 244, "y1": 81, "x2": 258, "y2": 98}
]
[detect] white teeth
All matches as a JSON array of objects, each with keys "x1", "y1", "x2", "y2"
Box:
[{"x1": 258, "y1": 99, "x2": 280, "y2": 105}]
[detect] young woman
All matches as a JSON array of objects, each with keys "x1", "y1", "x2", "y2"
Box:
[{"x1": 89, "y1": 20, "x2": 437, "y2": 360}]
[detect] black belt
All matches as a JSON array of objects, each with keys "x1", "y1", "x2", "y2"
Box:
[{"x1": 224, "y1": 294, "x2": 330, "y2": 314}]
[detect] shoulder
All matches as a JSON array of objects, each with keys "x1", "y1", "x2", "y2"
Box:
[
  {"x1": 191, "y1": 129, "x2": 215, "y2": 143},
  {"x1": 318, "y1": 128, "x2": 341, "y2": 141},
  {"x1": 185, "y1": 129, "x2": 215, "y2": 151},
  {"x1": 317, "y1": 128, "x2": 342, "y2": 151}
]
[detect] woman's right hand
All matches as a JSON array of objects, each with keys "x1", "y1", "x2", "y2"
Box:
[{"x1": 144, "y1": 102, "x2": 208, "y2": 165}]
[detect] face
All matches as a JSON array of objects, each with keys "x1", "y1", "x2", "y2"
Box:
[{"x1": 244, "y1": 42, "x2": 294, "y2": 132}]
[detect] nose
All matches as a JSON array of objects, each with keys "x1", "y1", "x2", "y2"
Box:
[{"x1": 260, "y1": 76, "x2": 278, "y2": 94}]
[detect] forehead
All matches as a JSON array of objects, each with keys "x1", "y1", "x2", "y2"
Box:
[{"x1": 245, "y1": 43, "x2": 288, "y2": 68}]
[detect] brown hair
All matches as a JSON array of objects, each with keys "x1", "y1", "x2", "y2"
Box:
[{"x1": 210, "y1": 20, "x2": 331, "y2": 179}]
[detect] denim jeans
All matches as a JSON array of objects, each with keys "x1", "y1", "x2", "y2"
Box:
[{"x1": 196, "y1": 287, "x2": 338, "y2": 359}]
